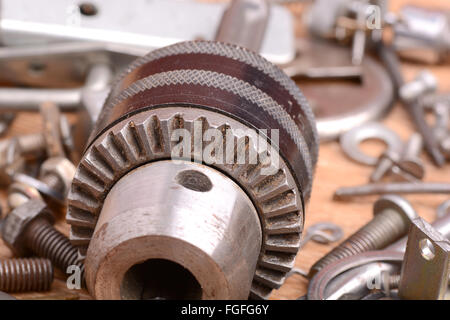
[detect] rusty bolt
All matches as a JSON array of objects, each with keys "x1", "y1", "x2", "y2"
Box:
[
  {"x1": 1, "y1": 199, "x2": 81, "y2": 274},
  {"x1": 0, "y1": 258, "x2": 53, "y2": 292}
]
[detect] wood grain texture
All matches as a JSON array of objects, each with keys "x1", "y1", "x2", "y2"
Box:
[{"x1": 0, "y1": 0, "x2": 449, "y2": 300}]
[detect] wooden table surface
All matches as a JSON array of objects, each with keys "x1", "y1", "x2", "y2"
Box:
[{"x1": 0, "y1": 0, "x2": 449, "y2": 300}]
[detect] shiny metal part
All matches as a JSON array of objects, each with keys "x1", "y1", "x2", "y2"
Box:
[
  {"x1": 399, "y1": 71, "x2": 445, "y2": 166},
  {"x1": 309, "y1": 195, "x2": 417, "y2": 277},
  {"x1": 0, "y1": 0, "x2": 295, "y2": 64},
  {"x1": 334, "y1": 182, "x2": 450, "y2": 200},
  {"x1": 216, "y1": 0, "x2": 269, "y2": 52},
  {"x1": 305, "y1": 0, "x2": 387, "y2": 65},
  {"x1": 67, "y1": 40, "x2": 318, "y2": 300},
  {"x1": 86, "y1": 161, "x2": 261, "y2": 299},
  {"x1": 299, "y1": 222, "x2": 344, "y2": 250},
  {"x1": 372, "y1": 133, "x2": 425, "y2": 183},
  {"x1": 437, "y1": 200, "x2": 450, "y2": 219},
  {"x1": 398, "y1": 217, "x2": 450, "y2": 300},
  {"x1": 399, "y1": 70, "x2": 437, "y2": 104},
  {"x1": 311, "y1": 208, "x2": 450, "y2": 300},
  {"x1": 308, "y1": 250, "x2": 404, "y2": 300},
  {"x1": 285, "y1": 40, "x2": 393, "y2": 141},
  {"x1": 340, "y1": 123, "x2": 403, "y2": 166},
  {"x1": 393, "y1": 5, "x2": 450, "y2": 64},
  {"x1": 0, "y1": 63, "x2": 112, "y2": 114}
]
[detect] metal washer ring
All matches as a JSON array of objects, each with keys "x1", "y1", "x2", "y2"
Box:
[{"x1": 340, "y1": 122, "x2": 403, "y2": 166}]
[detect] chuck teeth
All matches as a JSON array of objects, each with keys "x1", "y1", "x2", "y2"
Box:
[{"x1": 67, "y1": 111, "x2": 303, "y2": 300}]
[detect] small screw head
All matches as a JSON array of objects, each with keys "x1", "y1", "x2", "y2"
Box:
[
  {"x1": 1, "y1": 199, "x2": 54, "y2": 256},
  {"x1": 373, "y1": 194, "x2": 418, "y2": 224}
]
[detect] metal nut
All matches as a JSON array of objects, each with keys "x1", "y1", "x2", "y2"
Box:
[
  {"x1": 39, "y1": 157, "x2": 76, "y2": 196},
  {"x1": 1, "y1": 199, "x2": 54, "y2": 256}
]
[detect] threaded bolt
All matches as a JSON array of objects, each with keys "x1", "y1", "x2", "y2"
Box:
[
  {"x1": 0, "y1": 258, "x2": 53, "y2": 292},
  {"x1": 309, "y1": 195, "x2": 418, "y2": 277},
  {"x1": 23, "y1": 217, "x2": 81, "y2": 274}
]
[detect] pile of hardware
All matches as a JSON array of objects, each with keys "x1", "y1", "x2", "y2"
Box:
[{"x1": 0, "y1": 0, "x2": 448, "y2": 300}]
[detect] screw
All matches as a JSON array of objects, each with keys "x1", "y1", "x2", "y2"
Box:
[
  {"x1": 309, "y1": 195, "x2": 417, "y2": 277},
  {"x1": 400, "y1": 71, "x2": 445, "y2": 166},
  {"x1": 370, "y1": 133, "x2": 424, "y2": 182},
  {"x1": 2, "y1": 199, "x2": 82, "y2": 278},
  {"x1": 0, "y1": 258, "x2": 53, "y2": 292},
  {"x1": 370, "y1": 150, "x2": 400, "y2": 182},
  {"x1": 400, "y1": 71, "x2": 437, "y2": 104},
  {"x1": 23, "y1": 217, "x2": 81, "y2": 274},
  {"x1": 391, "y1": 133, "x2": 424, "y2": 181}
]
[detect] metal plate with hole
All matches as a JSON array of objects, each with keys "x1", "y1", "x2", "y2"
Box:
[
  {"x1": 340, "y1": 122, "x2": 403, "y2": 166},
  {"x1": 283, "y1": 39, "x2": 394, "y2": 141},
  {"x1": 398, "y1": 217, "x2": 450, "y2": 300}
]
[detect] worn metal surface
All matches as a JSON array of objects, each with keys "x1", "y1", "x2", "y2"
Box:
[
  {"x1": 67, "y1": 40, "x2": 318, "y2": 299},
  {"x1": 0, "y1": 0, "x2": 295, "y2": 65},
  {"x1": 398, "y1": 217, "x2": 450, "y2": 300},
  {"x1": 393, "y1": 5, "x2": 450, "y2": 64},
  {"x1": 283, "y1": 40, "x2": 394, "y2": 141},
  {"x1": 1, "y1": 199, "x2": 54, "y2": 256},
  {"x1": 309, "y1": 195, "x2": 417, "y2": 277},
  {"x1": 86, "y1": 161, "x2": 261, "y2": 299},
  {"x1": 0, "y1": 258, "x2": 53, "y2": 292},
  {"x1": 310, "y1": 210, "x2": 450, "y2": 300}
]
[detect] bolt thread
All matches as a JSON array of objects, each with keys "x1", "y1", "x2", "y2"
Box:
[
  {"x1": 0, "y1": 258, "x2": 53, "y2": 292},
  {"x1": 389, "y1": 274, "x2": 401, "y2": 289},
  {"x1": 24, "y1": 218, "x2": 81, "y2": 273},
  {"x1": 309, "y1": 210, "x2": 409, "y2": 277}
]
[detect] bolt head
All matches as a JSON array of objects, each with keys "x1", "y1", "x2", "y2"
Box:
[
  {"x1": 39, "y1": 157, "x2": 76, "y2": 196},
  {"x1": 373, "y1": 195, "x2": 418, "y2": 225},
  {"x1": 1, "y1": 199, "x2": 54, "y2": 256}
]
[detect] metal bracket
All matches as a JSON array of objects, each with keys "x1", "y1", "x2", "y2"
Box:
[{"x1": 399, "y1": 217, "x2": 450, "y2": 300}]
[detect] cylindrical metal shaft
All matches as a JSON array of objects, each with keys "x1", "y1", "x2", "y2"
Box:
[
  {"x1": 309, "y1": 209, "x2": 412, "y2": 277},
  {"x1": 334, "y1": 182, "x2": 450, "y2": 200},
  {"x1": 0, "y1": 258, "x2": 53, "y2": 292},
  {"x1": 85, "y1": 160, "x2": 262, "y2": 299},
  {"x1": 23, "y1": 218, "x2": 80, "y2": 273}
]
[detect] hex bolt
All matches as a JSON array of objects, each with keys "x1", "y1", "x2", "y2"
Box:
[
  {"x1": 309, "y1": 195, "x2": 418, "y2": 277},
  {"x1": 23, "y1": 217, "x2": 81, "y2": 274},
  {"x1": 1, "y1": 199, "x2": 82, "y2": 276},
  {"x1": 0, "y1": 258, "x2": 53, "y2": 292}
]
